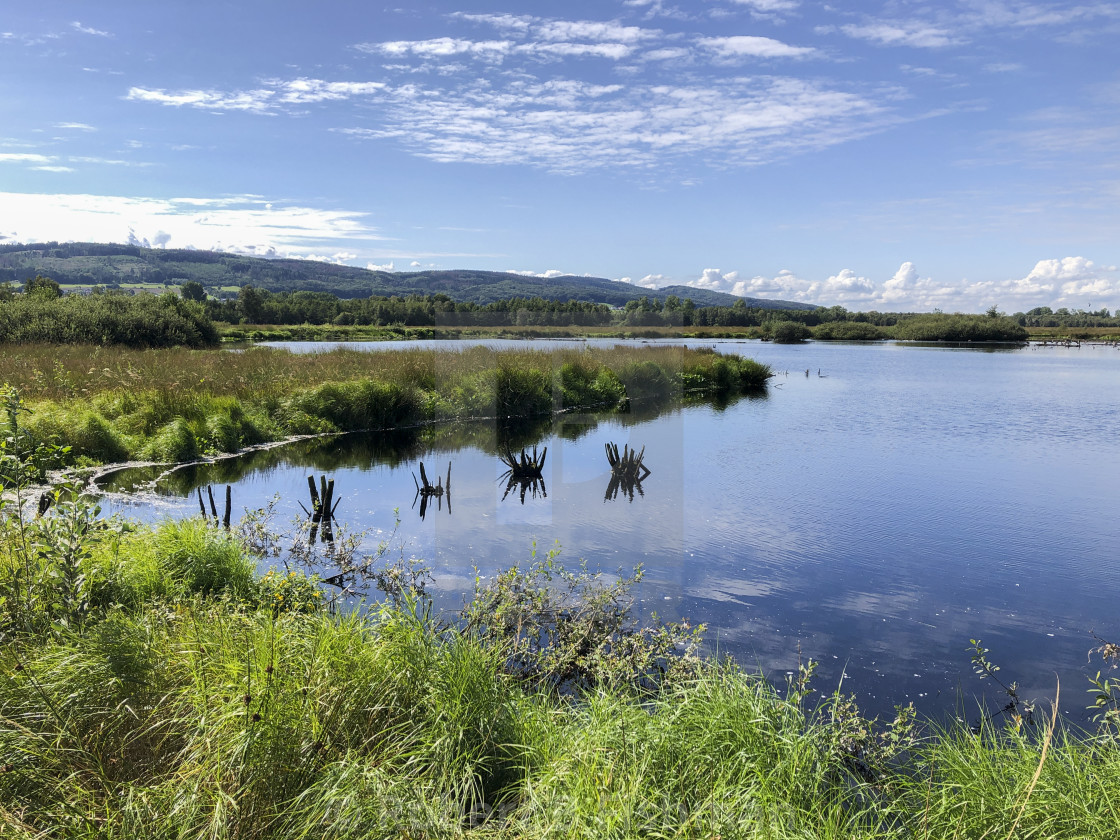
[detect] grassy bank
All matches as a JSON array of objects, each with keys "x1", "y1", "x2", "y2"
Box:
[
  {"x1": 0, "y1": 344, "x2": 771, "y2": 471},
  {"x1": 2, "y1": 503, "x2": 1119, "y2": 838}
]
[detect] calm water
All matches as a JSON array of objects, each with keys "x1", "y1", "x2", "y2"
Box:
[{"x1": 101, "y1": 340, "x2": 1120, "y2": 723}]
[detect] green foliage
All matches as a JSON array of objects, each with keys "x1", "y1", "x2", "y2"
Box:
[
  {"x1": 892, "y1": 313, "x2": 1029, "y2": 342},
  {"x1": 0, "y1": 291, "x2": 218, "y2": 348},
  {"x1": 24, "y1": 274, "x2": 61, "y2": 299},
  {"x1": 284, "y1": 379, "x2": 424, "y2": 433},
  {"x1": 23, "y1": 407, "x2": 129, "y2": 465},
  {"x1": 493, "y1": 364, "x2": 552, "y2": 418},
  {"x1": 4, "y1": 477, "x2": 1120, "y2": 838},
  {"x1": 555, "y1": 358, "x2": 626, "y2": 410},
  {"x1": 813, "y1": 320, "x2": 888, "y2": 340},
  {"x1": 2, "y1": 346, "x2": 770, "y2": 471},
  {"x1": 769, "y1": 320, "x2": 812, "y2": 343},
  {"x1": 141, "y1": 417, "x2": 200, "y2": 462},
  {"x1": 179, "y1": 279, "x2": 206, "y2": 302},
  {"x1": 462, "y1": 548, "x2": 705, "y2": 693},
  {"x1": 617, "y1": 359, "x2": 675, "y2": 402},
  {"x1": 149, "y1": 518, "x2": 257, "y2": 599},
  {"x1": 255, "y1": 569, "x2": 324, "y2": 616}
]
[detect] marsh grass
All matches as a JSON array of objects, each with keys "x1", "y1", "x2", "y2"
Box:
[{"x1": 2, "y1": 344, "x2": 771, "y2": 467}]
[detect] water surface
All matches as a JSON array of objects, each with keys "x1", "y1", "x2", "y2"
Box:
[{"x1": 101, "y1": 340, "x2": 1120, "y2": 723}]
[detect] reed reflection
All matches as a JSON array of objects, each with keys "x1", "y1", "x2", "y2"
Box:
[
  {"x1": 498, "y1": 445, "x2": 548, "y2": 504},
  {"x1": 412, "y1": 461, "x2": 451, "y2": 519},
  {"x1": 603, "y1": 442, "x2": 651, "y2": 503}
]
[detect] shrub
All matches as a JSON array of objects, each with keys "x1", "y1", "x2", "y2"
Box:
[
  {"x1": 892, "y1": 313, "x2": 1029, "y2": 342},
  {"x1": 769, "y1": 321, "x2": 811, "y2": 343},
  {"x1": 813, "y1": 321, "x2": 887, "y2": 341}
]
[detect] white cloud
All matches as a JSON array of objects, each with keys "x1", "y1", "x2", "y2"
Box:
[
  {"x1": 290, "y1": 252, "x2": 357, "y2": 265},
  {"x1": 456, "y1": 13, "x2": 660, "y2": 44},
  {"x1": 840, "y1": 22, "x2": 959, "y2": 48},
  {"x1": 0, "y1": 192, "x2": 381, "y2": 261},
  {"x1": 357, "y1": 38, "x2": 512, "y2": 59},
  {"x1": 71, "y1": 21, "x2": 111, "y2": 37},
  {"x1": 367, "y1": 260, "x2": 396, "y2": 271},
  {"x1": 508, "y1": 268, "x2": 571, "y2": 278},
  {"x1": 127, "y1": 79, "x2": 391, "y2": 114},
  {"x1": 1020, "y1": 257, "x2": 1118, "y2": 303},
  {"x1": 53, "y1": 122, "x2": 97, "y2": 131},
  {"x1": 0, "y1": 153, "x2": 54, "y2": 164},
  {"x1": 126, "y1": 87, "x2": 278, "y2": 113},
  {"x1": 329, "y1": 75, "x2": 886, "y2": 173},
  {"x1": 697, "y1": 35, "x2": 816, "y2": 60},
  {"x1": 728, "y1": 0, "x2": 800, "y2": 11},
  {"x1": 697, "y1": 259, "x2": 1120, "y2": 311},
  {"x1": 616, "y1": 274, "x2": 667, "y2": 288}
]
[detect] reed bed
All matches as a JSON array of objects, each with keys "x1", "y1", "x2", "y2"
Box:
[{"x1": 0, "y1": 344, "x2": 772, "y2": 467}]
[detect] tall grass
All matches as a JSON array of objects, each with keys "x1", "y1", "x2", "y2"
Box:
[{"x1": 2, "y1": 344, "x2": 772, "y2": 467}]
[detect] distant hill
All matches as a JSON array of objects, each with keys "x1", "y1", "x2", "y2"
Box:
[{"x1": 0, "y1": 242, "x2": 817, "y2": 311}]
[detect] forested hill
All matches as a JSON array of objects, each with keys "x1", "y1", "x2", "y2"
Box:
[{"x1": 0, "y1": 242, "x2": 815, "y2": 310}]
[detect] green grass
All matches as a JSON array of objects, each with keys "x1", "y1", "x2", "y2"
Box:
[
  {"x1": 1, "y1": 345, "x2": 772, "y2": 468},
  {"x1": 4, "y1": 503, "x2": 1120, "y2": 839}
]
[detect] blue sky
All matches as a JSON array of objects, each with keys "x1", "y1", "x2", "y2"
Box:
[{"x1": 2, "y1": 0, "x2": 1118, "y2": 311}]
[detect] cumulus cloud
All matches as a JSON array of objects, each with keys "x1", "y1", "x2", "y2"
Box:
[
  {"x1": 367, "y1": 260, "x2": 395, "y2": 271},
  {"x1": 682, "y1": 259, "x2": 1120, "y2": 311},
  {"x1": 455, "y1": 13, "x2": 659, "y2": 44},
  {"x1": 1020, "y1": 257, "x2": 1118, "y2": 302}
]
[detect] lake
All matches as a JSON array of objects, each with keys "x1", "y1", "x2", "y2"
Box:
[{"x1": 99, "y1": 339, "x2": 1120, "y2": 723}]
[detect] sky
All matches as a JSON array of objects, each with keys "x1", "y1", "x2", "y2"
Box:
[{"x1": 2, "y1": 1, "x2": 1118, "y2": 312}]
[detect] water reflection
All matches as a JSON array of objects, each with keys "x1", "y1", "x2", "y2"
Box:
[
  {"x1": 499, "y1": 446, "x2": 548, "y2": 504},
  {"x1": 603, "y1": 442, "x2": 651, "y2": 503},
  {"x1": 412, "y1": 461, "x2": 451, "y2": 519}
]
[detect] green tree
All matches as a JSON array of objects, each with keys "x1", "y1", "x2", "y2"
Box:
[
  {"x1": 0, "y1": 281, "x2": 14, "y2": 301},
  {"x1": 180, "y1": 280, "x2": 206, "y2": 302},
  {"x1": 25, "y1": 274, "x2": 61, "y2": 299},
  {"x1": 237, "y1": 284, "x2": 265, "y2": 323}
]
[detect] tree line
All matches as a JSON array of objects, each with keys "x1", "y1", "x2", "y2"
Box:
[{"x1": 5, "y1": 274, "x2": 1115, "y2": 347}]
